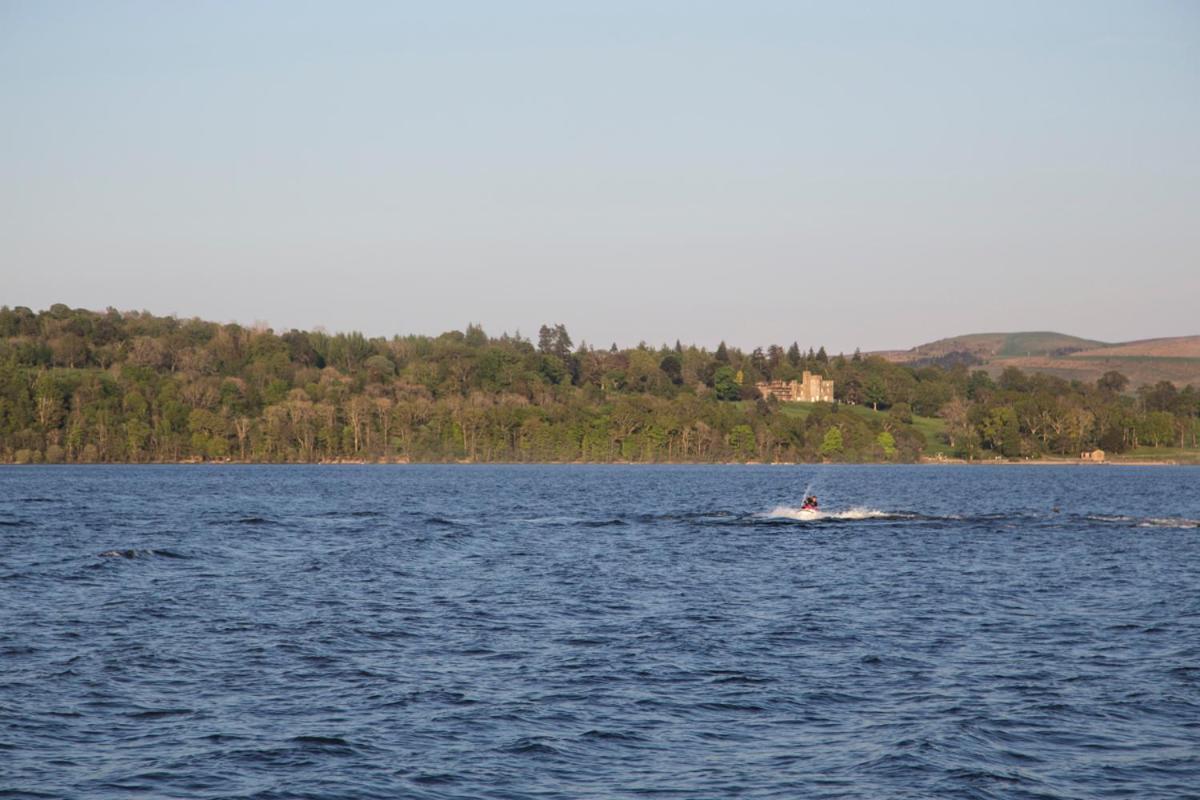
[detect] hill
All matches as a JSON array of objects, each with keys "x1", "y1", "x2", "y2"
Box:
[
  {"x1": 877, "y1": 331, "x2": 1109, "y2": 363},
  {"x1": 1070, "y1": 336, "x2": 1200, "y2": 359},
  {"x1": 876, "y1": 332, "x2": 1200, "y2": 387}
]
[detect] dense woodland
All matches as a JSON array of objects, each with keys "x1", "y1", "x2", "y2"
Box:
[{"x1": 1, "y1": 305, "x2": 1198, "y2": 464}]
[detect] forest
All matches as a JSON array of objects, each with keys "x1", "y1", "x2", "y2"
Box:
[{"x1": 1, "y1": 304, "x2": 1197, "y2": 464}]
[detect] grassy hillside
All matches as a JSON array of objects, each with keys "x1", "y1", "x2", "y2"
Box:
[
  {"x1": 997, "y1": 332, "x2": 1109, "y2": 357},
  {"x1": 1070, "y1": 336, "x2": 1200, "y2": 359},
  {"x1": 984, "y1": 355, "x2": 1200, "y2": 388},
  {"x1": 892, "y1": 331, "x2": 1107, "y2": 360},
  {"x1": 877, "y1": 332, "x2": 1200, "y2": 388},
  {"x1": 774, "y1": 403, "x2": 952, "y2": 456}
]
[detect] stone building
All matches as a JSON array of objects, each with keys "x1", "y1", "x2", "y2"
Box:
[
  {"x1": 756, "y1": 371, "x2": 835, "y2": 403},
  {"x1": 1080, "y1": 448, "x2": 1106, "y2": 462}
]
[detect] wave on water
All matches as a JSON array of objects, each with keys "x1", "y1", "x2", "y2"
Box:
[
  {"x1": 525, "y1": 516, "x2": 628, "y2": 528},
  {"x1": 766, "y1": 505, "x2": 899, "y2": 521},
  {"x1": 98, "y1": 548, "x2": 188, "y2": 559},
  {"x1": 1088, "y1": 514, "x2": 1200, "y2": 530},
  {"x1": 290, "y1": 735, "x2": 356, "y2": 751},
  {"x1": 314, "y1": 510, "x2": 383, "y2": 519},
  {"x1": 1139, "y1": 517, "x2": 1200, "y2": 529},
  {"x1": 631, "y1": 511, "x2": 736, "y2": 523},
  {"x1": 425, "y1": 516, "x2": 465, "y2": 527},
  {"x1": 232, "y1": 516, "x2": 281, "y2": 526}
]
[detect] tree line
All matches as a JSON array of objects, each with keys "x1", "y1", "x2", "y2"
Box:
[{"x1": 1, "y1": 304, "x2": 1197, "y2": 464}]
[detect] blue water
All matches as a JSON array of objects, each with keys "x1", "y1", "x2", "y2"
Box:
[{"x1": 2, "y1": 465, "x2": 1198, "y2": 799}]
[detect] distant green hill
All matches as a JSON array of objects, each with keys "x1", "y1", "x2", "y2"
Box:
[
  {"x1": 996, "y1": 332, "x2": 1110, "y2": 357},
  {"x1": 876, "y1": 331, "x2": 1200, "y2": 387},
  {"x1": 891, "y1": 331, "x2": 1108, "y2": 360}
]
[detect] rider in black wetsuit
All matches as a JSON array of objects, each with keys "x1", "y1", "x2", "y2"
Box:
[{"x1": 801, "y1": 495, "x2": 819, "y2": 511}]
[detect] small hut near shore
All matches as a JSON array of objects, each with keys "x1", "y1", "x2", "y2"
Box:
[{"x1": 1080, "y1": 449, "x2": 1106, "y2": 462}]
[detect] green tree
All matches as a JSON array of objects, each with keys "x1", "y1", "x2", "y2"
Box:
[
  {"x1": 465, "y1": 323, "x2": 488, "y2": 348},
  {"x1": 713, "y1": 366, "x2": 741, "y2": 401},
  {"x1": 819, "y1": 426, "x2": 843, "y2": 458},
  {"x1": 1139, "y1": 411, "x2": 1176, "y2": 447},
  {"x1": 979, "y1": 406, "x2": 1021, "y2": 457},
  {"x1": 659, "y1": 353, "x2": 683, "y2": 385},
  {"x1": 364, "y1": 355, "x2": 396, "y2": 382},
  {"x1": 864, "y1": 375, "x2": 889, "y2": 411},
  {"x1": 1097, "y1": 370, "x2": 1129, "y2": 394},
  {"x1": 729, "y1": 424, "x2": 756, "y2": 461}
]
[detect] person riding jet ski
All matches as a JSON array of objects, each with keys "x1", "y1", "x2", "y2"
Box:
[{"x1": 801, "y1": 495, "x2": 819, "y2": 511}]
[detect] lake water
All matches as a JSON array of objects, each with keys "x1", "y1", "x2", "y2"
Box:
[{"x1": 1, "y1": 464, "x2": 1198, "y2": 799}]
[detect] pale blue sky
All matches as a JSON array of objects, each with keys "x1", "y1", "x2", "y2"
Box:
[{"x1": 2, "y1": 1, "x2": 1197, "y2": 352}]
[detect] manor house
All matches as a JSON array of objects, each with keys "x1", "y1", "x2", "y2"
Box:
[
  {"x1": 756, "y1": 371, "x2": 835, "y2": 403},
  {"x1": 758, "y1": 371, "x2": 835, "y2": 402}
]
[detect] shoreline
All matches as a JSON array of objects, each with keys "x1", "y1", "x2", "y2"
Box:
[{"x1": 1, "y1": 458, "x2": 1194, "y2": 467}]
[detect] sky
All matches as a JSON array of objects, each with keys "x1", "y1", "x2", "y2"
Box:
[{"x1": 2, "y1": 1, "x2": 1198, "y2": 353}]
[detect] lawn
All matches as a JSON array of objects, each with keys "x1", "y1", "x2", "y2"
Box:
[
  {"x1": 771, "y1": 402, "x2": 953, "y2": 456},
  {"x1": 1116, "y1": 446, "x2": 1200, "y2": 464}
]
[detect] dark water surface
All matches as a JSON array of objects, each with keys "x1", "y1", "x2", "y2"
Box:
[{"x1": 2, "y1": 465, "x2": 1198, "y2": 799}]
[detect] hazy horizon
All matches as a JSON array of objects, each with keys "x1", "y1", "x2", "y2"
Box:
[{"x1": 4, "y1": 1, "x2": 1198, "y2": 353}]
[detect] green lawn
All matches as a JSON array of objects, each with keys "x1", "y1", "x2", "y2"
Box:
[
  {"x1": 771, "y1": 402, "x2": 952, "y2": 456},
  {"x1": 908, "y1": 413, "x2": 953, "y2": 456},
  {"x1": 1116, "y1": 446, "x2": 1200, "y2": 464}
]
